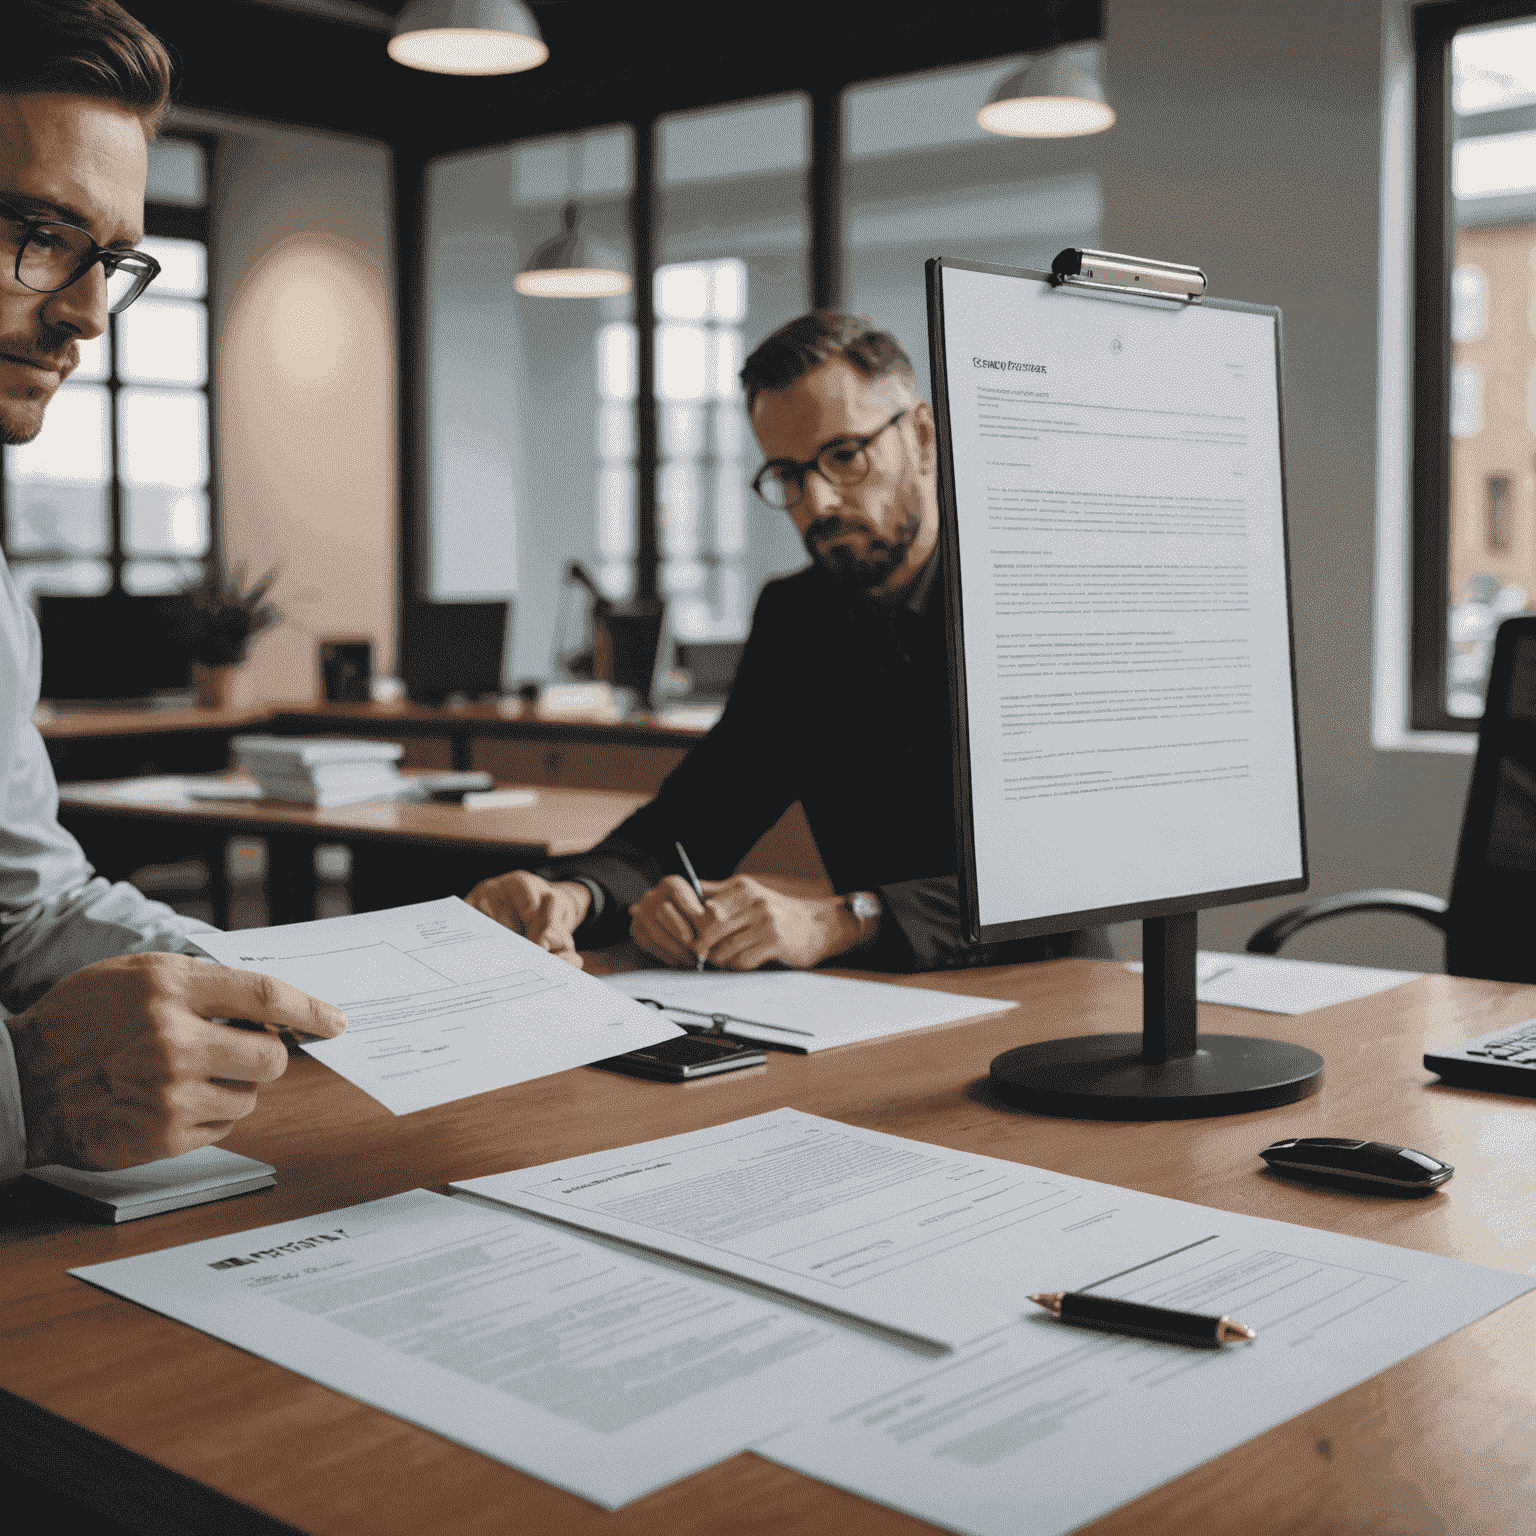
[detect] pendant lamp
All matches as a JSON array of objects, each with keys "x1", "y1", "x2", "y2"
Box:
[
  {"x1": 388, "y1": 0, "x2": 548, "y2": 76},
  {"x1": 979, "y1": 43, "x2": 1116, "y2": 138},
  {"x1": 515, "y1": 202, "x2": 632, "y2": 297}
]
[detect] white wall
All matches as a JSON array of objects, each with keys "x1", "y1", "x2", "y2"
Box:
[
  {"x1": 185, "y1": 112, "x2": 397, "y2": 706},
  {"x1": 1085, "y1": 0, "x2": 1471, "y2": 967}
]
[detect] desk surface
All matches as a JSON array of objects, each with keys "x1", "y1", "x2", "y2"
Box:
[
  {"x1": 57, "y1": 776, "x2": 650, "y2": 858},
  {"x1": 37, "y1": 699, "x2": 715, "y2": 747},
  {"x1": 4, "y1": 959, "x2": 1536, "y2": 1535}
]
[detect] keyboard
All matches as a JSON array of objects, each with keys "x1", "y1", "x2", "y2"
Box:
[{"x1": 1423, "y1": 1017, "x2": 1536, "y2": 1096}]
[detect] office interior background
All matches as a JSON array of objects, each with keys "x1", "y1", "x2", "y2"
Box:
[{"x1": 0, "y1": 0, "x2": 1531, "y2": 971}]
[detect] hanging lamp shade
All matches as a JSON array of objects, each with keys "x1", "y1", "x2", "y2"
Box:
[
  {"x1": 515, "y1": 203, "x2": 632, "y2": 297},
  {"x1": 388, "y1": 0, "x2": 548, "y2": 76},
  {"x1": 978, "y1": 43, "x2": 1115, "y2": 137}
]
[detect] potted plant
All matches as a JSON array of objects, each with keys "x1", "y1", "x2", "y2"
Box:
[{"x1": 171, "y1": 563, "x2": 281, "y2": 709}]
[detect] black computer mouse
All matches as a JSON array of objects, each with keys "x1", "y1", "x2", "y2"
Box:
[{"x1": 1259, "y1": 1137, "x2": 1454, "y2": 1195}]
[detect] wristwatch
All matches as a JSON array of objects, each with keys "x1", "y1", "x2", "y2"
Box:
[{"x1": 843, "y1": 890, "x2": 882, "y2": 948}]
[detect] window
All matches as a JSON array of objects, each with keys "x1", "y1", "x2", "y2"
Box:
[
  {"x1": 0, "y1": 135, "x2": 213, "y2": 606},
  {"x1": 655, "y1": 95, "x2": 810, "y2": 641},
  {"x1": 1413, "y1": 5, "x2": 1536, "y2": 729}
]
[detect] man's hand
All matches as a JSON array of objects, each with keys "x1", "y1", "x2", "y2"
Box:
[
  {"x1": 629, "y1": 875, "x2": 860, "y2": 971},
  {"x1": 5, "y1": 953, "x2": 347, "y2": 1172},
  {"x1": 464, "y1": 871, "x2": 590, "y2": 967}
]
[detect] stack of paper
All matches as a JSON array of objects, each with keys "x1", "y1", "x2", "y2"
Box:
[
  {"x1": 26, "y1": 1145, "x2": 275, "y2": 1222},
  {"x1": 231, "y1": 735, "x2": 405, "y2": 806}
]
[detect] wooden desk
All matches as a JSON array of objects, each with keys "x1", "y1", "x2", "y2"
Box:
[
  {"x1": 4, "y1": 961, "x2": 1534, "y2": 1535},
  {"x1": 57, "y1": 777, "x2": 649, "y2": 925},
  {"x1": 41, "y1": 703, "x2": 828, "y2": 887}
]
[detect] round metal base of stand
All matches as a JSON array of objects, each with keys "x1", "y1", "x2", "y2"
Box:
[{"x1": 989, "y1": 1034, "x2": 1323, "y2": 1120}]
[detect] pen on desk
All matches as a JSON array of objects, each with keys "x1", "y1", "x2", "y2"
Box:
[
  {"x1": 674, "y1": 841, "x2": 708, "y2": 972},
  {"x1": 1027, "y1": 1291, "x2": 1256, "y2": 1347}
]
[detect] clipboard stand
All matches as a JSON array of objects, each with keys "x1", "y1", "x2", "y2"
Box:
[{"x1": 960, "y1": 249, "x2": 1323, "y2": 1120}]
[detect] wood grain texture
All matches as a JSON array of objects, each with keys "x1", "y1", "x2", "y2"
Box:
[{"x1": 4, "y1": 960, "x2": 1535, "y2": 1535}]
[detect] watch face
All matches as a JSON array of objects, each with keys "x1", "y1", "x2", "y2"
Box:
[{"x1": 847, "y1": 891, "x2": 880, "y2": 920}]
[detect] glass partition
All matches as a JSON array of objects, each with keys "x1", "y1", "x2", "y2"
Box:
[
  {"x1": 655, "y1": 94, "x2": 810, "y2": 643},
  {"x1": 842, "y1": 60, "x2": 1105, "y2": 399},
  {"x1": 425, "y1": 126, "x2": 634, "y2": 680}
]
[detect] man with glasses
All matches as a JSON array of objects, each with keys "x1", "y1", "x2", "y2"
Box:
[
  {"x1": 0, "y1": 1, "x2": 344, "y2": 1184},
  {"x1": 470, "y1": 312, "x2": 1108, "y2": 973}
]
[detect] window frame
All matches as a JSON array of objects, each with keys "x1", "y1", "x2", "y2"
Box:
[
  {"x1": 1411, "y1": 0, "x2": 1536, "y2": 731},
  {"x1": 0, "y1": 130, "x2": 218, "y2": 597}
]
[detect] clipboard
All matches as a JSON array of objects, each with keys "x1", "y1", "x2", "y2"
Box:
[{"x1": 926, "y1": 250, "x2": 1316, "y2": 1119}]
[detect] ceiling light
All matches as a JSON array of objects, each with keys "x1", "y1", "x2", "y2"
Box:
[
  {"x1": 388, "y1": 0, "x2": 548, "y2": 76},
  {"x1": 516, "y1": 203, "x2": 631, "y2": 297},
  {"x1": 979, "y1": 43, "x2": 1116, "y2": 138}
]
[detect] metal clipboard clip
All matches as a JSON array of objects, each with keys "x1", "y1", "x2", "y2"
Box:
[{"x1": 1050, "y1": 248, "x2": 1207, "y2": 303}]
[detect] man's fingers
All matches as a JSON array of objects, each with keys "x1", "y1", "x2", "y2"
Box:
[
  {"x1": 192, "y1": 967, "x2": 347, "y2": 1040},
  {"x1": 192, "y1": 1080, "x2": 265, "y2": 1123},
  {"x1": 630, "y1": 906, "x2": 695, "y2": 967},
  {"x1": 705, "y1": 926, "x2": 779, "y2": 971},
  {"x1": 660, "y1": 875, "x2": 707, "y2": 919},
  {"x1": 204, "y1": 1022, "x2": 291, "y2": 1083}
]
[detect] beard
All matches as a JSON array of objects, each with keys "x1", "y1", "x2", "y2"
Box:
[
  {"x1": 0, "y1": 322, "x2": 78, "y2": 444},
  {"x1": 804, "y1": 494, "x2": 923, "y2": 591}
]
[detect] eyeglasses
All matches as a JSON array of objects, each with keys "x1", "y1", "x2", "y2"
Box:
[
  {"x1": 0, "y1": 197, "x2": 161, "y2": 315},
  {"x1": 751, "y1": 410, "x2": 908, "y2": 511}
]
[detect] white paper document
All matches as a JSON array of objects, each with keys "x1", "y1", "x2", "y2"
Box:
[
  {"x1": 604, "y1": 970, "x2": 1015, "y2": 1052},
  {"x1": 759, "y1": 1189, "x2": 1533, "y2": 1536},
  {"x1": 74, "y1": 1125, "x2": 1535, "y2": 1529},
  {"x1": 936, "y1": 264, "x2": 1306, "y2": 928},
  {"x1": 69, "y1": 1189, "x2": 915, "y2": 1509},
  {"x1": 191, "y1": 899, "x2": 681, "y2": 1114},
  {"x1": 1127, "y1": 950, "x2": 1422, "y2": 1015},
  {"x1": 455, "y1": 1109, "x2": 1217, "y2": 1350}
]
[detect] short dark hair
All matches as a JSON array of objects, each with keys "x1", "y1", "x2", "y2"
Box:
[
  {"x1": 1, "y1": 0, "x2": 174, "y2": 132},
  {"x1": 740, "y1": 311, "x2": 917, "y2": 411}
]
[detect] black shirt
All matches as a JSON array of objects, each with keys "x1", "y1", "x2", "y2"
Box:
[{"x1": 544, "y1": 557, "x2": 1104, "y2": 971}]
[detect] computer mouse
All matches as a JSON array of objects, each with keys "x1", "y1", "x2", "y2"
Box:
[{"x1": 1259, "y1": 1137, "x2": 1454, "y2": 1195}]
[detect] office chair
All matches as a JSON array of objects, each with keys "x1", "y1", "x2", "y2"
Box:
[{"x1": 1246, "y1": 615, "x2": 1536, "y2": 983}]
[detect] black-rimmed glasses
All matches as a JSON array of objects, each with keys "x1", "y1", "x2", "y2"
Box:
[
  {"x1": 0, "y1": 198, "x2": 161, "y2": 315},
  {"x1": 751, "y1": 409, "x2": 908, "y2": 511}
]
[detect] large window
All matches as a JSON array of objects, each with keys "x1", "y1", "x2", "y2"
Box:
[
  {"x1": 0, "y1": 135, "x2": 213, "y2": 606},
  {"x1": 1414, "y1": 4, "x2": 1536, "y2": 728}
]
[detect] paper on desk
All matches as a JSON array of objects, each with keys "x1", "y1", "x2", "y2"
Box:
[
  {"x1": 1126, "y1": 950, "x2": 1421, "y2": 1014},
  {"x1": 454, "y1": 1108, "x2": 1214, "y2": 1350},
  {"x1": 69, "y1": 1189, "x2": 920, "y2": 1509},
  {"x1": 25, "y1": 1145, "x2": 274, "y2": 1222},
  {"x1": 190, "y1": 898, "x2": 681, "y2": 1114},
  {"x1": 758, "y1": 1188, "x2": 1534, "y2": 1536},
  {"x1": 604, "y1": 970, "x2": 1015, "y2": 1052}
]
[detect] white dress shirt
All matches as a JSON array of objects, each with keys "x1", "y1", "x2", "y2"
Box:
[{"x1": 0, "y1": 557, "x2": 215, "y2": 1180}]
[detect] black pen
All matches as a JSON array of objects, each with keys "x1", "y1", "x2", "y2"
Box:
[
  {"x1": 1028, "y1": 1291, "x2": 1256, "y2": 1347},
  {"x1": 674, "y1": 841, "x2": 708, "y2": 972}
]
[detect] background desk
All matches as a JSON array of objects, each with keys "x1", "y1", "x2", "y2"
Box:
[
  {"x1": 3, "y1": 960, "x2": 1534, "y2": 1535},
  {"x1": 41, "y1": 702, "x2": 826, "y2": 888},
  {"x1": 57, "y1": 779, "x2": 649, "y2": 926}
]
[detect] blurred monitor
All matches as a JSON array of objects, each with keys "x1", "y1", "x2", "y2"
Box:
[
  {"x1": 672, "y1": 641, "x2": 744, "y2": 703},
  {"x1": 38, "y1": 593, "x2": 193, "y2": 702},
  {"x1": 400, "y1": 601, "x2": 509, "y2": 704}
]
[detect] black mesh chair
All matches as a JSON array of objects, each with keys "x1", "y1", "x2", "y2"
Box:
[{"x1": 1247, "y1": 615, "x2": 1536, "y2": 984}]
